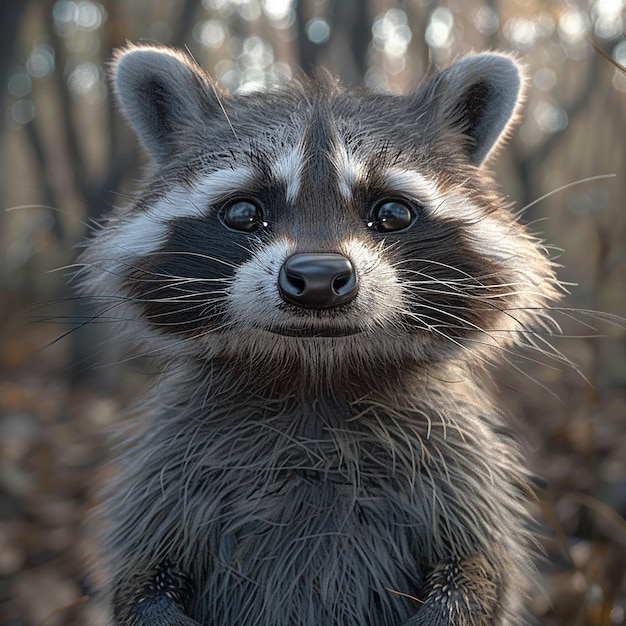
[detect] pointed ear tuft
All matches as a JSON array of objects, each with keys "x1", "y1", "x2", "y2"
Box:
[
  {"x1": 111, "y1": 44, "x2": 222, "y2": 164},
  {"x1": 431, "y1": 53, "x2": 525, "y2": 166}
]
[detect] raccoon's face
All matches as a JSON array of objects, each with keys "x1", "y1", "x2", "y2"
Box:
[{"x1": 79, "y1": 46, "x2": 560, "y2": 373}]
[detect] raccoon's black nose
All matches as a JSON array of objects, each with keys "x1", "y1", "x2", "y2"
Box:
[{"x1": 278, "y1": 253, "x2": 358, "y2": 309}]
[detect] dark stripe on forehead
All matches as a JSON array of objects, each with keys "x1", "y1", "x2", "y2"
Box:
[{"x1": 298, "y1": 101, "x2": 339, "y2": 205}]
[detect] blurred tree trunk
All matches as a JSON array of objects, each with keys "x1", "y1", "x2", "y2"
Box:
[
  {"x1": 328, "y1": 0, "x2": 370, "y2": 83},
  {"x1": 295, "y1": 0, "x2": 323, "y2": 74},
  {"x1": 295, "y1": 0, "x2": 371, "y2": 82},
  {"x1": 31, "y1": 0, "x2": 202, "y2": 385},
  {"x1": 0, "y1": 1, "x2": 31, "y2": 228},
  {"x1": 0, "y1": 2, "x2": 29, "y2": 107},
  {"x1": 511, "y1": 47, "x2": 604, "y2": 222}
]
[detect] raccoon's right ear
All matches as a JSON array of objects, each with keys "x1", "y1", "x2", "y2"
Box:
[
  {"x1": 419, "y1": 53, "x2": 525, "y2": 166},
  {"x1": 112, "y1": 45, "x2": 224, "y2": 164}
]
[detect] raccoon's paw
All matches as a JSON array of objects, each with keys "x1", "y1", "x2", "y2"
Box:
[
  {"x1": 128, "y1": 561, "x2": 201, "y2": 626},
  {"x1": 132, "y1": 596, "x2": 201, "y2": 626},
  {"x1": 401, "y1": 555, "x2": 503, "y2": 626}
]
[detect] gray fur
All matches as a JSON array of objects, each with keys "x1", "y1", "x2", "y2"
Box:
[{"x1": 78, "y1": 45, "x2": 562, "y2": 625}]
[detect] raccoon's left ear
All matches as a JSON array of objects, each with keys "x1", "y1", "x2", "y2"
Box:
[
  {"x1": 424, "y1": 53, "x2": 525, "y2": 166},
  {"x1": 111, "y1": 44, "x2": 225, "y2": 164}
]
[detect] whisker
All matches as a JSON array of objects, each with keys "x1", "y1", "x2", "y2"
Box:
[{"x1": 518, "y1": 173, "x2": 616, "y2": 214}]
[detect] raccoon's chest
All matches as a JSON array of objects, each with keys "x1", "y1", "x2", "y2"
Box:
[
  {"x1": 188, "y1": 469, "x2": 426, "y2": 625},
  {"x1": 141, "y1": 398, "x2": 441, "y2": 624}
]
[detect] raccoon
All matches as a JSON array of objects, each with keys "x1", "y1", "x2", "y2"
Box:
[{"x1": 78, "y1": 44, "x2": 562, "y2": 625}]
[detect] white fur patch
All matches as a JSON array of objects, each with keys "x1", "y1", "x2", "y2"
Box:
[
  {"x1": 190, "y1": 165, "x2": 257, "y2": 207},
  {"x1": 271, "y1": 145, "x2": 304, "y2": 204},
  {"x1": 228, "y1": 238, "x2": 292, "y2": 327},
  {"x1": 383, "y1": 167, "x2": 440, "y2": 205},
  {"x1": 339, "y1": 237, "x2": 403, "y2": 329},
  {"x1": 105, "y1": 166, "x2": 256, "y2": 260},
  {"x1": 331, "y1": 142, "x2": 367, "y2": 199},
  {"x1": 431, "y1": 190, "x2": 515, "y2": 265}
]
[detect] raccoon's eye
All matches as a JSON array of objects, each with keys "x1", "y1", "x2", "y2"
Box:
[
  {"x1": 369, "y1": 199, "x2": 415, "y2": 232},
  {"x1": 221, "y1": 200, "x2": 266, "y2": 232}
]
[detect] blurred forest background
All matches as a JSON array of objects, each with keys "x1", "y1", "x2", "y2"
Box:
[{"x1": 0, "y1": 0, "x2": 625, "y2": 624}]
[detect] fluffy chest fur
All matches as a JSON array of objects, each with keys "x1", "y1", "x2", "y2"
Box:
[{"x1": 105, "y1": 368, "x2": 523, "y2": 625}]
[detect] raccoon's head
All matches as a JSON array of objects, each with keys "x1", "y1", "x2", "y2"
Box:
[{"x1": 79, "y1": 45, "x2": 560, "y2": 380}]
